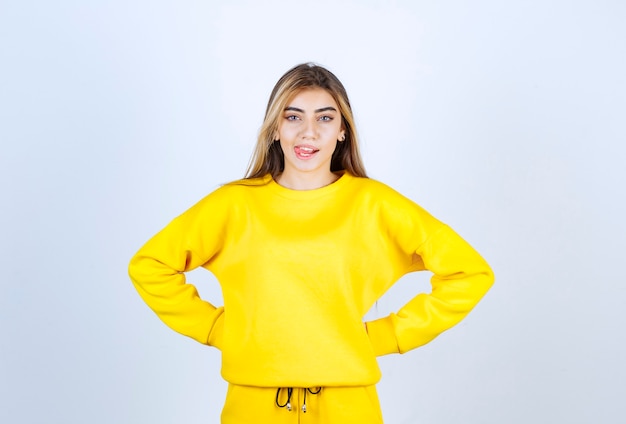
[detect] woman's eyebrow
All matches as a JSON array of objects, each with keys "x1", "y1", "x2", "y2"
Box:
[{"x1": 284, "y1": 106, "x2": 338, "y2": 113}]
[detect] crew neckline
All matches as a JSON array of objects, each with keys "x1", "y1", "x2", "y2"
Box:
[{"x1": 267, "y1": 171, "x2": 352, "y2": 199}]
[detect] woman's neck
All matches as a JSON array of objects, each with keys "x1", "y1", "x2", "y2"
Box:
[{"x1": 275, "y1": 171, "x2": 341, "y2": 190}]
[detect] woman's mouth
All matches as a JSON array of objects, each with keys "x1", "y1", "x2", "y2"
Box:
[{"x1": 294, "y1": 145, "x2": 319, "y2": 160}]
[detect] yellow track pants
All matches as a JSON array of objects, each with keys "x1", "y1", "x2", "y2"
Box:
[{"x1": 220, "y1": 384, "x2": 384, "y2": 423}]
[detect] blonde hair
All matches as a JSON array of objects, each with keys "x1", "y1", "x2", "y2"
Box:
[{"x1": 244, "y1": 63, "x2": 367, "y2": 179}]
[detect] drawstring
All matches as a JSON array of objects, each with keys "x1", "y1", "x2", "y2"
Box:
[
  {"x1": 302, "y1": 387, "x2": 322, "y2": 413},
  {"x1": 275, "y1": 387, "x2": 322, "y2": 413},
  {"x1": 275, "y1": 387, "x2": 294, "y2": 411}
]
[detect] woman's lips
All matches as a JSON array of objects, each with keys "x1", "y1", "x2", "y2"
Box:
[{"x1": 294, "y1": 145, "x2": 319, "y2": 159}]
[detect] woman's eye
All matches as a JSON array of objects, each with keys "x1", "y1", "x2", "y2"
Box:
[
  {"x1": 286, "y1": 115, "x2": 299, "y2": 121},
  {"x1": 319, "y1": 115, "x2": 333, "y2": 122}
]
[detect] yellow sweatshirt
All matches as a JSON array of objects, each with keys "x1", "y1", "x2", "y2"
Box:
[{"x1": 128, "y1": 172, "x2": 494, "y2": 387}]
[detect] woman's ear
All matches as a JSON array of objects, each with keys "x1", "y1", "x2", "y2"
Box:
[{"x1": 338, "y1": 130, "x2": 346, "y2": 142}]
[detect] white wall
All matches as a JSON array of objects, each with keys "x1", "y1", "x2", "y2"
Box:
[{"x1": 1, "y1": 1, "x2": 624, "y2": 423}]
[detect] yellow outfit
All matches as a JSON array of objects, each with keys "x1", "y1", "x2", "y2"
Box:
[
  {"x1": 129, "y1": 172, "x2": 494, "y2": 421},
  {"x1": 221, "y1": 384, "x2": 383, "y2": 424}
]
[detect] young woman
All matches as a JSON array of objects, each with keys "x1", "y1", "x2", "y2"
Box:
[{"x1": 129, "y1": 63, "x2": 494, "y2": 423}]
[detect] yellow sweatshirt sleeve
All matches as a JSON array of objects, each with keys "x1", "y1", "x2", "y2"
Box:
[
  {"x1": 366, "y1": 225, "x2": 494, "y2": 356},
  {"x1": 128, "y1": 193, "x2": 228, "y2": 347}
]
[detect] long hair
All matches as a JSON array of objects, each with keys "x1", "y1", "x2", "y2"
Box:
[{"x1": 244, "y1": 63, "x2": 367, "y2": 179}]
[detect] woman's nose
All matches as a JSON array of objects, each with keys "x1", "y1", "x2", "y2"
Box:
[{"x1": 300, "y1": 118, "x2": 317, "y2": 138}]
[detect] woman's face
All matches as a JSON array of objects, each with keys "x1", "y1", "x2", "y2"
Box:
[{"x1": 275, "y1": 88, "x2": 345, "y2": 189}]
